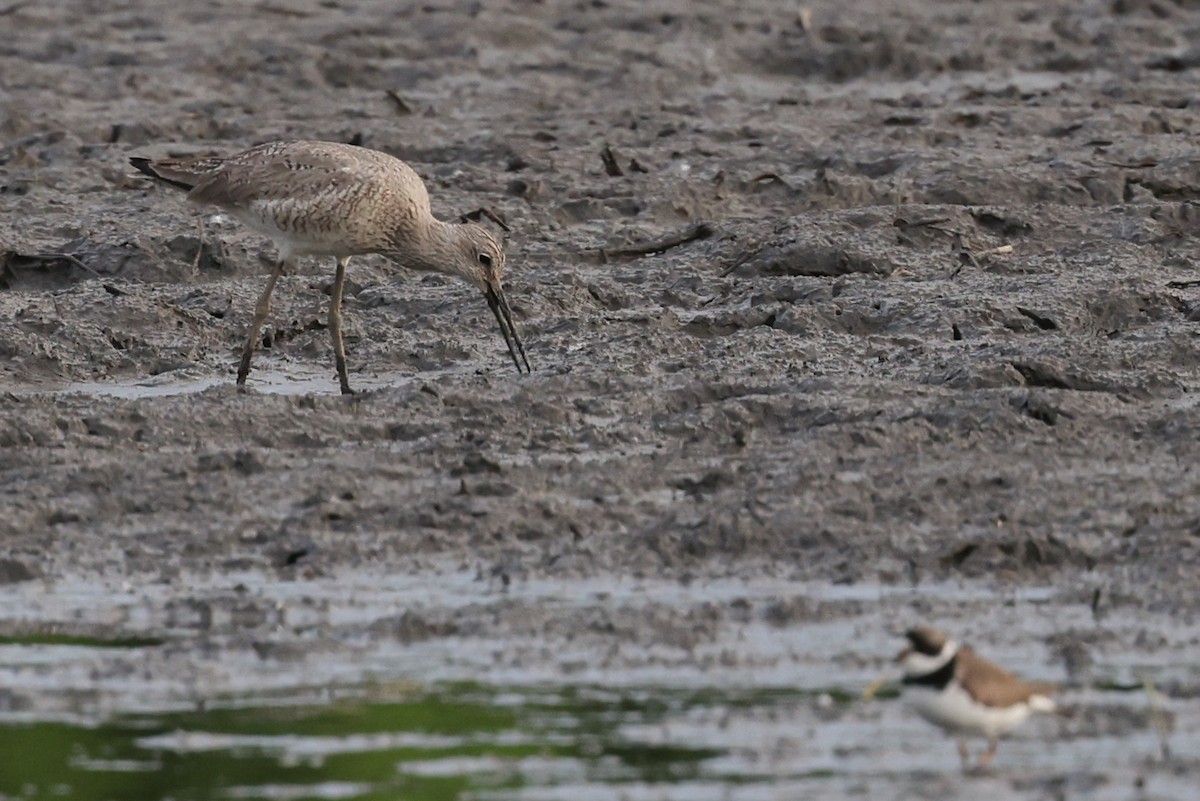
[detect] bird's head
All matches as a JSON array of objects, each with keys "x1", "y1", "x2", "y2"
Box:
[
  {"x1": 452, "y1": 223, "x2": 506, "y2": 292},
  {"x1": 896, "y1": 626, "x2": 958, "y2": 677},
  {"x1": 438, "y1": 223, "x2": 531, "y2": 374}
]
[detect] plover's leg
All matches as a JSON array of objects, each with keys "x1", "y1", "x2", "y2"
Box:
[
  {"x1": 329, "y1": 256, "x2": 353, "y2": 395},
  {"x1": 977, "y1": 738, "x2": 999, "y2": 770},
  {"x1": 957, "y1": 740, "x2": 972, "y2": 772},
  {"x1": 238, "y1": 258, "x2": 287, "y2": 388}
]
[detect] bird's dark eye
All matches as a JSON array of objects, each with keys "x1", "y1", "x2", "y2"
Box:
[{"x1": 478, "y1": 253, "x2": 493, "y2": 267}]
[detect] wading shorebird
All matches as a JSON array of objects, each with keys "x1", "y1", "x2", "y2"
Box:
[
  {"x1": 130, "y1": 140, "x2": 530, "y2": 394},
  {"x1": 896, "y1": 626, "x2": 1058, "y2": 772}
]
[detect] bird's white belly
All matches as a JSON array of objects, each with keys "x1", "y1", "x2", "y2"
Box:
[{"x1": 909, "y1": 685, "x2": 1032, "y2": 739}]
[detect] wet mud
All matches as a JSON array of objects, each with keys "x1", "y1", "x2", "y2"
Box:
[{"x1": 2, "y1": 0, "x2": 1200, "y2": 798}]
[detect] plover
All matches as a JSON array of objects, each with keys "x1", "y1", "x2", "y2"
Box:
[
  {"x1": 897, "y1": 626, "x2": 1057, "y2": 771},
  {"x1": 130, "y1": 140, "x2": 531, "y2": 394}
]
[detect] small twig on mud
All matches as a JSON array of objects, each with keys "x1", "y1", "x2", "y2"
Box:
[
  {"x1": 27, "y1": 251, "x2": 104, "y2": 279},
  {"x1": 899, "y1": 217, "x2": 966, "y2": 237},
  {"x1": 600, "y1": 145, "x2": 623, "y2": 177},
  {"x1": 167, "y1": 303, "x2": 219, "y2": 328},
  {"x1": 192, "y1": 217, "x2": 205, "y2": 274},
  {"x1": 894, "y1": 216, "x2": 962, "y2": 246},
  {"x1": 1100, "y1": 159, "x2": 1158, "y2": 169},
  {"x1": 720, "y1": 246, "x2": 760, "y2": 277},
  {"x1": 749, "y1": 172, "x2": 791, "y2": 189},
  {"x1": 862, "y1": 675, "x2": 888, "y2": 701},
  {"x1": 254, "y1": 3, "x2": 313, "y2": 16},
  {"x1": 1143, "y1": 679, "x2": 1173, "y2": 761},
  {"x1": 1167, "y1": 278, "x2": 1200, "y2": 289},
  {"x1": 975, "y1": 244, "x2": 1014, "y2": 259},
  {"x1": 459, "y1": 207, "x2": 511, "y2": 232},
  {"x1": 895, "y1": 215, "x2": 952, "y2": 230},
  {"x1": 951, "y1": 234, "x2": 979, "y2": 273},
  {"x1": 798, "y1": 7, "x2": 815, "y2": 35},
  {"x1": 385, "y1": 89, "x2": 413, "y2": 115},
  {"x1": 600, "y1": 222, "x2": 715, "y2": 260},
  {"x1": 949, "y1": 240, "x2": 1013, "y2": 278},
  {"x1": 1150, "y1": 229, "x2": 1186, "y2": 246}
]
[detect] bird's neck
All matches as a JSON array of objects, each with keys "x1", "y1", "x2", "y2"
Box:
[
  {"x1": 903, "y1": 651, "x2": 958, "y2": 689},
  {"x1": 394, "y1": 218, "x2": 460, "y2": 275},
  {"x1": 902, "y1": 642, "x2": 959, "y2": 684}
]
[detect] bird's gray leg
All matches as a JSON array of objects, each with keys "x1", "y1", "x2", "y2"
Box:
[
  {"x1": 237, "y1": 258, "x2": 287, "y2": 389},
  {"x1": 329, "y1": 256, "x2": 353, "y2": 395}
]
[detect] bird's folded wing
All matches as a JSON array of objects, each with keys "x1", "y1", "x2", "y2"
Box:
[{"x1": 956, "y1": 646, "x2": 1057, "y2": 707}]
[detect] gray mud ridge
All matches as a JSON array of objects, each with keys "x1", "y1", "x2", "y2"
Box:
[{"x1": 2, "y1": 0, "x2": 1200, "y2": 798}]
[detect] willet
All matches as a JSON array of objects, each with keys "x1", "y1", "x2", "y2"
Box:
[{"x1": 130, "y1": 140, "x2": 530, "y2": 394}]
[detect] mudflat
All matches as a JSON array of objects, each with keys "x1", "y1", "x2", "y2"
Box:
[{"x1": 1, "y1": 1, "x2": 1198, "y2": 797}]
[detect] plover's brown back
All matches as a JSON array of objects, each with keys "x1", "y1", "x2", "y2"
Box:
[{"x1": 131, "y1": 140, "x2": 530, "y2": 392}]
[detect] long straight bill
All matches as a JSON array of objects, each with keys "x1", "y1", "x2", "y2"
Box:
[{"x1": 486, "y1": 284, "x2": 531, "y2": 373}]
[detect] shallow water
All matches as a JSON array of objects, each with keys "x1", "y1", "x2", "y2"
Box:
[
  {"x1": 1, "y1": 570, "x2": 1197, "y2": 800},
  {"x1": 0, "y1": 684, "x2": 754, "y2": 801},
  {"x1": 0, "y1": 679, "x2": 1193, "y2": 801}
]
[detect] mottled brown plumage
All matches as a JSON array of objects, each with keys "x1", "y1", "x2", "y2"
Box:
[{"x1": 131, "y1": 140, "x2": 530, "y2": 393}]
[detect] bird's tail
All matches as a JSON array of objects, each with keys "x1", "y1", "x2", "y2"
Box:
[{"x1": 1029, "y1": 692, "x2": 1057, "y2": 714}]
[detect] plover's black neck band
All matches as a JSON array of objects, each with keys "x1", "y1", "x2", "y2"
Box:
[{"x1": 902, "y1": 653, "x2": 957, "y2": 690}]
